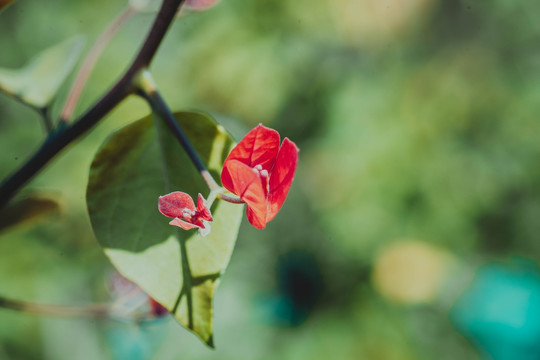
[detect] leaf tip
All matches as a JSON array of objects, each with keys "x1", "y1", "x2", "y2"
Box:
[{"x1": 206, "y1": 334, "x2": 215, "y2": 349}]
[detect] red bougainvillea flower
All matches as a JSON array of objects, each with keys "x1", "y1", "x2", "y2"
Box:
[
  {"x1": 158, "y1": 192, "x2": 213, "y2": 236},
  {"x1": 221, "y1": 124, "x2": 299, "y2": 229}
]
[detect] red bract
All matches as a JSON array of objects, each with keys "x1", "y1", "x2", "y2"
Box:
[
  {"x1": 158, "y1": 192, "x2": 213, "y2": 236},
  {"x1": 221, "y1": 124, "x2": 299, "y2": 229}
]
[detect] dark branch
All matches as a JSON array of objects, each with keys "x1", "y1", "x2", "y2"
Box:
[{"x1": 0, "y1": 0, "x2": 185, "y2": 208}]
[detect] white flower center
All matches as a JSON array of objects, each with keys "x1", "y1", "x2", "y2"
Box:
[
  {"x1": 253, "y1": 164, "x2": 268, "y2": 177},
  {"x1": 252, "y1": 164, "x2": 270, "y2": 192},
  {"x1": 182, "y1": 208, "x2": 195, "y2": 219}
]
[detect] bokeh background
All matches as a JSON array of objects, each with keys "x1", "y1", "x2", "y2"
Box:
[{"x1": 2, "y1": 0, "x2": 540, "y2": 359}]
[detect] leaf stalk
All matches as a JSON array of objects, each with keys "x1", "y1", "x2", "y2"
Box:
[{"x1": 135, "y1": 69, "x2": 221, "y2": 191}]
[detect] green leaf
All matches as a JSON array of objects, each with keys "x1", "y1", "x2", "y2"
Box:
[
  {"x1": 0, "y1": 0, "x2": 16, "y2": 12},
  {"x1": 87, "y1": 111, "x2": 243, "y2": 347},
  {"x1": 0, "y1": 193, "x2": 61, "y2": 233},
  {"x1": 0, "y1": 36, "x2": 85, "y2": 108}
]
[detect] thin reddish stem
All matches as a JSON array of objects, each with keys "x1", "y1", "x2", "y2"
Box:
[
  {"x1": 60, "y1": 5, "x2": 136, "y2": 123},
  {"x1": 0, "y1": 295, "x2": 162, "y2": 321}
]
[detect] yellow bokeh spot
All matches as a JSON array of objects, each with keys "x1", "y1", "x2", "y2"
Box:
[{"x1": 372, "y1": 240, "x2": 455, "y2": 305}]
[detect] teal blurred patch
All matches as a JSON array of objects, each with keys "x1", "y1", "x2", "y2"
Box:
[
  {"x1": 451, "y1": 261, "x2": 540, "y2": 360},
  {"x1": 104, "y1": 320, "x2": 169, "y2": 360}
]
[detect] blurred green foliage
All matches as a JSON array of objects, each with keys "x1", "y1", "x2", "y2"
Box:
[{"x1": 1, "y1": 0, "x2": 540, "y2": 359}]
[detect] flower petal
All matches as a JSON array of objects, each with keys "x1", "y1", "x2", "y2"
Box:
[
  {"x1": 221, "y1": 162, "x2": 236, "y2": 195},
  {"x1": 158, "y1": 192, "x2": 195, "y2": 219},
  {"x1": 267, "y1": 138, "x2": 299, "y2": 222},
  {"x1": 223, "y1": 124, "x2": 280, "y2": 170},
  {"x1": 196, "y1": 193, "x2": 213, "y2": 221},
  {"x1": 246, "y1": 206, "x2": 267, "y2": 229},
  {"x1": 169, "y1": 217, "x2": 200, "y2": 230},
  {"x1": 222, "y1": 159, "x2": 268, "y2": 229}
]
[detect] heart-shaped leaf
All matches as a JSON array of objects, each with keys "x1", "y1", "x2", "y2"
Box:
[
  {"x1": 87, "y1": 111, "x2": 243, "y2": 347},
  {"x1": 0, "y1": 36, "x2": 85, "y2": 108}
]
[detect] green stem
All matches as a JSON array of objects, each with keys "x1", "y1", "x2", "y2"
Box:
[
  {"x1": 0, "y1": 0, "x2": 186, "y2": 209},
  {"x1": 38, "y1": 106, "x2": 53, "y2": 133}
]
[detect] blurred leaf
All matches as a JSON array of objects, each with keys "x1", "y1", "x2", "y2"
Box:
[
  {"x1": 0, "y1": 36, "x2": 85, "y2": 108},
  {"x1": 0, "y1": 0, "x2": 15, "y2": 12},
  {"x1": 87, "y1": 111, "x2": 243, "y2": 347},
  {"x1": 0, "y1": 194, "x2": 61, "y2": 233}
]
